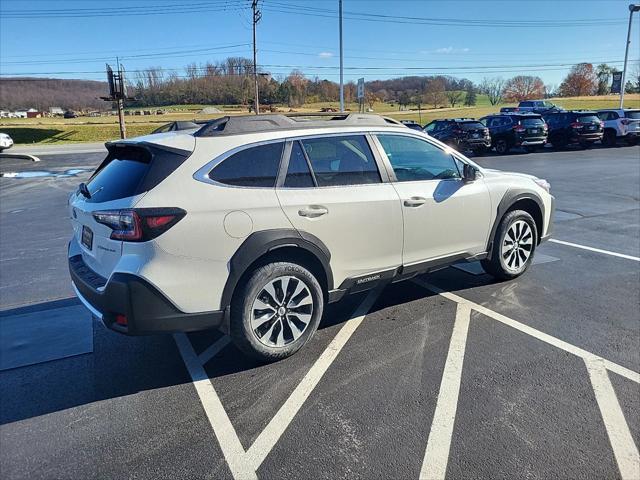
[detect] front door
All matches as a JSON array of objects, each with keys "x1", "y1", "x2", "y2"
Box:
[{"x1": 374, "y1": 133, "x2": 492, "y2": 267}]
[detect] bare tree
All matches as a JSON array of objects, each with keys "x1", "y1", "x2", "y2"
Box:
[
  {"x1": 446, "y1": 89, "x2": 464, "y2": 107},
  {"x1": 480, "y1": 77, "x2": 505, "y2": 105},
  {"x1": 424, "y1": 78, "x2": 446, "y2": 108}
]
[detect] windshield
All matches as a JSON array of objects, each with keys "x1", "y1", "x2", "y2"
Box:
[{"x1": 625, "y1": 110, "x2": 640, "y2": 119}]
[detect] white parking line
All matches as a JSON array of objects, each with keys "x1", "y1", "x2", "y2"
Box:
[
  {"x1": 175, "y1": 286, "x2": 382, "y2": 479},
  {"x1": 414, "y1": 279, "x2": 640, "y2": 384},
  {"x1": 549, "y1": 239, "x2": 640, "y2": 262},
  {"x1": 585, "y1": 358, "x2": 640, "y2": 480},
  {"x1": 199, "y1": 336, "x2": 231, "y2": 365},
  {"x1": 419, "y1": 303, "x2": 471, "y2": 480},
  {"x1": 174, "y1": 333, "x2": 256, "y2": 480},
  {"x1": 245, "y1": 286, "x2": 383, "y2": 470}
]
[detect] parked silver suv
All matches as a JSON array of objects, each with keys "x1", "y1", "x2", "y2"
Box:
[{"x1": 69, "y1": 114, "x2": 554, "y2": 361}]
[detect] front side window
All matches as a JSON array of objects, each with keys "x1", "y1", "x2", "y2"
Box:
[
  {"x1": 299, "y1": 135, "x2": 381, "y2": 187},
  {"x1": 209, "y1": 142, "x2": 284, "y2": 187},
  {"x1": 377, "y1": 134, "x2": 460, "y2": 182}
]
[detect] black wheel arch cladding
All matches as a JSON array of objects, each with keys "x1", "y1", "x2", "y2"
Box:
[
  {"x1": 487, "y1": 189, "x2": 545, "y2": 256},
  {"x1": 220, "y1": 229, "x2": 333, "y2": 309}
]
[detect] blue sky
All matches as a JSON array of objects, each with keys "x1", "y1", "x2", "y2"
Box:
[{"x1": 1, "y1": 0, "x2": 639, "y2": 86}]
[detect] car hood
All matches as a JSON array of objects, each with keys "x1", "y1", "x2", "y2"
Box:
[{"x1": 482, "y1": 168, "x2": 539, "y2": 181}]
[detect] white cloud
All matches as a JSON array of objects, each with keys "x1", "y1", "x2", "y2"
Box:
[
  {"x1": 318, "y1": 51, "x2": 334, "y2": 58},
  {"x1": 435, "y1": 47, "x2": 470, "y2": 54}
]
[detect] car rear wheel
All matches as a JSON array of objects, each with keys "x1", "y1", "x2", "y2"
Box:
[
  {"x1": 602, "y1": 130, "x2": 617, "y2": 147},
  {"x1": 481, "y1": 210, "x2": 537, "y2": 280},
  {"x1": 230, "y1": 261, "x2": 324, "y2": 361},
  {"x1": 494, "y1": 139, "x2": 510, "y2": 155}
]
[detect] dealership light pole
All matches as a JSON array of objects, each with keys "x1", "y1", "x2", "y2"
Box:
[
  {"x1": 339, "y1": 0, "x2": 344, "y2": 112},
  {"x1": 252, "y1": 0, "x2": 261, "y2": 115},
  {"x1": 620, "y1": 3, "x2": 640, "y2": 108}
]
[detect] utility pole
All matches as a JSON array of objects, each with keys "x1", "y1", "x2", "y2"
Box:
[
  {"x1": 620, "y1": 4, "x2": 640, "y2": 108},
  {"x1": 339, "y1": 0, "x2": 344, "y2": 112},
  {"x1": 252, "y1": 0, "x2": 261, "y2": 115}
]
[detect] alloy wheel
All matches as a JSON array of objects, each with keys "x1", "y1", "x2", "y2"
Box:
[
  {"x1": 251, "y1": 275, "x2": 313, "y2": 347},
  {"x1": 501, "y1": 220, "x2": 534, "y2": 273}
]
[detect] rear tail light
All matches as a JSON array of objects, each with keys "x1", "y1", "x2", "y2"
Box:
[
  {"x1": 93, "y1": 208, "x2": 186, "y2": 242},
  {"x1": 513, "y1": 123, "x2": 526, "y2": 132},
  {"x1": 115, "y1": 314, "x2": 128, "y2": 326},
  {"x1": 570, "y1": 122, "x2": 583, "y2": 129}
]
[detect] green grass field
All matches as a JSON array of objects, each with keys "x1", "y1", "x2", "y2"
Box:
[{"x1": 2, "y1": 95, "x2": 639, "y2": 145}]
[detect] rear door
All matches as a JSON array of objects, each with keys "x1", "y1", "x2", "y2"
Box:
[
  {"x1": 374, "y1": 133, "x2": 491, "y2": 265},
  {"x1": 276, "y1": 134, "x2": 403, "y2": 286}
]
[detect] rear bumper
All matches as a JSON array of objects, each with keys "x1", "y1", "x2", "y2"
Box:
[
  {"x1": 571, "y1": 132, "x2": 603, "y2": 143},
  {"x1": 461, "y1": 138, "x2": 491, "y2": 148},
  {"x1": 518, "y1": 139, "x2": 546, "y2": 146},
  {"x1": 69, "y1": 253, "x2": 224, "y2": 335}
]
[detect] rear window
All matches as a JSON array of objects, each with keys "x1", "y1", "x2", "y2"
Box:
[
  {"x1": 625, "y1": 110, "x2": 640, "y2": 119},
  {"x1": 459, "y1": 122, "x2": 485, "y2": 130},
  {"x1": 85, "y1": 145, "x2": 189, "y2": 203},
  {"x1": 577, "y1": 115, "x2": 600, "y2": 123},
  {"x1": 209, "y1": 142, "x2": 284, "y2": 188},
  {"x1": 520, "y1": 101, "x2": 533, "y2": 107},
  {"x1": 521, "y1": 117, "x2": 545, "y2": 127}
]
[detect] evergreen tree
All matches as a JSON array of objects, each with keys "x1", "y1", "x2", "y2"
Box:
[{"x1": 464, "y1": 85, "x2": 477, "y2": 106}]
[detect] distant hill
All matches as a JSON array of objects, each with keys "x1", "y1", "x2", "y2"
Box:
[{"x1": 0, "y1": 77, "x2": 108, "y2": 111}]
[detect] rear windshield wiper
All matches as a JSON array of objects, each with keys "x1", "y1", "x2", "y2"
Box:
[{"x1": 78, "y1": 182, "x2": 91, "y2": 199}]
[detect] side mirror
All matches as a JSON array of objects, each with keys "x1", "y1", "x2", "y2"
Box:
[{"x1": 462, "y1": 163, "x2": 478, "y2": 182}]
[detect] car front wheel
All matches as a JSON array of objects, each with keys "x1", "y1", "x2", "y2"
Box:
[
  {"x1": 230, "y1": 261, "x2": 324, "y2": 361},
  {"x1": 481, "y1": 210, "x2": 538, "y2": 280},
  {"x1": 494, "y1": 138, "x2": 510, "y2": 155}
]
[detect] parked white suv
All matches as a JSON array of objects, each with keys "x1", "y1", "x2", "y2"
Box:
[
  {"x1": 597, "y1": 109, "x2": 640, "y2": 146},
  {"x1": 69, "y1": 114, "x2": 554, "y2": 361}
]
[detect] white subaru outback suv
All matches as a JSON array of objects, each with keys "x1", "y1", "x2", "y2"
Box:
[{"x1": 69, "y1": 114, "x2": 554, "y2": 361}]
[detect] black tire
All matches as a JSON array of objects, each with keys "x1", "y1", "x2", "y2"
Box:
[
  {"x1": 494, "y1": 138, "x2": 510, "y2": 155},
  {"x1": 473, "y1": 146, "x2": 487, "y2": 156},
  {"x1": 626, "y1": 136, "x2": 638, "y2": 146},
  {"x1": 481, "y1": 209, "x2": 538, "y2": 281},
  {"x1": 602, "y1": 130, "x2": 617, "y2": 147},
  {"x1": 230, "y1": 261, "x2": 324, "y2": 362},
  {"x1": 550, "y1": 134, "x2": 567, "y2": 150}
]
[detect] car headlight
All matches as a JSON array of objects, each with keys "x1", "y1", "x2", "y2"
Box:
[{"x1": 533, "y1": 178, "x2": 551, "y2": 193}]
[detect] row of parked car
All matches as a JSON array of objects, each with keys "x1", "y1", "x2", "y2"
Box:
[{"x1": 402, "y1": 105, "x2": 640, "y2": 155}]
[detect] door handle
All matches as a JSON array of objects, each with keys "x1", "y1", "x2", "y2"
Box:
[
  {"x1": 298, "y1": 206, "x2": 329, "y2": 218},
  {"x1": 403, "y1": 197, "x2": 426, "y2": 207}
]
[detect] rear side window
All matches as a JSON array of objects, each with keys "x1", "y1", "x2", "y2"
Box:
[
  {"x1": 86, "y1": 145, "x2": 189, "y2": 203},
  {"x1": 209, "y1": 142, "x2": 284, "y2": 187},
  {"x1": 299, "y1": 135, "x2": 380, "y2": 187}
]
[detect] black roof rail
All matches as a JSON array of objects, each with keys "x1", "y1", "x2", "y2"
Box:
[{"x1": 194, "y1": 113, "x2": 403, "y2": 137}]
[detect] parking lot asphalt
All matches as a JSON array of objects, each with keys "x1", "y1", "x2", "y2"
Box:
[{"x1": 1, "y1": 144, "x2": 638, "y2": 479}]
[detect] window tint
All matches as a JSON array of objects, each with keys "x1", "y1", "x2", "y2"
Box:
[
  {"x1": 521, "y1": 101, "x2": 533, "y2": 107},
  {"x1": 577, "y1": 114, "x2": 600, "y2": 123},
  {"x1": 300, "y1": 135, "x2": 380, "y2": 187},
  {"x1": 86, "y1": 155, "x2": 150, "y2": 203},
  {"x1": 625, "y1": 110, "x2": 640, "y2": 119},
  {"x1": 521, "y1": 117, "x2": 544, "y2": 127},
  {"x1": 209, "y1": 142, "x2": 283, "y2": 187},
  {"x1": 459, "y1": 122, "x2": 485, "y2": 130},
  {"x1": 424, "y1": 122, "x2": 436, "y2": 132},
  {"x1": 377, "y1": 134, "x2": 460, "y2": 182},
  {"x1": 284, "y1": 141, "x2": 315, "y2": 188}
]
